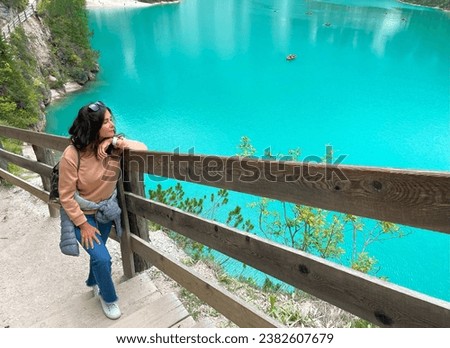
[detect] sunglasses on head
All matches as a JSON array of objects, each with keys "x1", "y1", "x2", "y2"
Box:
[{"x1": 88, "y1": 101, "x2": 105, "y2": 112}]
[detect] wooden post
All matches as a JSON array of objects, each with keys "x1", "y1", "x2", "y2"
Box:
[
  {"x1": 0, "y1": 140, "x2": 8, "y2": 183},
  {"x1": 32, "y1": 144, "x2": 59, "y2": 217},
  {"x1": 117, "y1": 177, "x2": 135, "y2": 279},
  {"x1": 122, "y1": 159, "x2": 151, "y2": 272}
]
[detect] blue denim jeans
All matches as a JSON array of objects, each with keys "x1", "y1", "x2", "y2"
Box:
[{"x1": 74, "y1": 215, "x2": 118, "y2": 303}]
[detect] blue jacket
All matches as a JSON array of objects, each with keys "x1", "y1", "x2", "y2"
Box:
[{"x1": 59, "y1": 189, "x2": 123, "y2": 256}]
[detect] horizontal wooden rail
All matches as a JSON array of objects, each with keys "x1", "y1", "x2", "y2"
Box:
[
  {"x1": 0, "y1": 148, "x2": 53, "y2": 178},
  {"x1": 130, "y1": 234, "x2": 282, "y2": 328},
  {"x1": 123, "y1": 150, "x2": 450, "y2": 234},
  {"x1": 0, "y1": 167, "x2": 49, "y2": 203},
  {"x1": 124, "y1": 192, "x2": 450, "y2": 328},
  {"x1": 0, "y1": 125, "x2": 69, "y2": 152},
  {"x1": 1, "y1": 127, "x2": 447, "y2": 233}
]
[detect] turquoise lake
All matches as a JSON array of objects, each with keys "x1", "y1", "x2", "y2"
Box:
[{"x1": 45, "y1": 0, "x2": 450, "y2": 301}]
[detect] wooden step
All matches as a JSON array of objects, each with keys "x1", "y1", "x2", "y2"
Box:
[
  {"x1": 32, "y1": 272, "x2": 162, "y2": 328},
  {"x1": 109, "y1": 292, "x2": 191, "y2": 328},
  {"x1": 191, "y1": 318, "x2": 216, "y2": 328},
  {"x1": 173, "y1": 316, "x2": 197, "y2": 328}
]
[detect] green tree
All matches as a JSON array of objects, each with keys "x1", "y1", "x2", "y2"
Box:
[
  {"x1": 239, "y1": 136, "x2": 406, "y2": 275},
  {"x1": 236, "y1": 135, "x2": 256, "y2": 157},
  {"x1": 149, "y1": 182, "x2": 253, "y2": 261},
  {"x1": 0, "y1": 31, "x2": 39, "y2": 128},
  {"x1": 38, "y1": 0, "x2": 98, "y2": 83},
  {"x1": 0, "y1": 0, "x2": 28, "y2": 11}
]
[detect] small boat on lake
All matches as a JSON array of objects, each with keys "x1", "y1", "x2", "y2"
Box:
[{"x1": 286, "y1": 54, "x2": 296, "y2": 61}]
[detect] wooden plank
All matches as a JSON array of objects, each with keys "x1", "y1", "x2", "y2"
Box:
[
  {"x1": 172, "y1": 316, "x2": 197, "y2": 328},
  {"x1": 117, "y1": 178, "x2": 136, "y2": 279},
  {"x1": 0, "y1": 125, "x2": 69, "y2": 152},
  {"x1": 33, "y1": 272, "x2": 162, "y2": 328},
  {"x1": 123, "y1": 165, "x2": 151, "y2": 272},
  {"x1": 32, "y1": 145, "x2": 58, "y2": 217},
  {"x1": 129, "y1": 233, "x2": 283, "y2": 328},
  {"x1": 125, "y1": 192, "x2": 450, "y2": 327},
  {"x1": 0, "y1": 140, "x2": 9, "y2": 171},
  {"x1": 116, "y1": 271, "x2": 161, "y2": 306},
  {"x1": 0, "y1": 148, "x2": 53, "y2": 178},
  {"x1": 123, "y1": 150, "x2": 450, "y2": 234},
  {"x1": 110, "y1": 292, "x2": 190, "y2": 328},
  {"x1": 191, "y1": 319, "x2": 216, "y2": 328},
  {"x1": 0, "y1": 168, "x2": 48, "y2": 202}
]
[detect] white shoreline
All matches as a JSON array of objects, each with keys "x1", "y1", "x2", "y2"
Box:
[{"x1": 85, "y1": 0, "x2": 179, "y2": 9}]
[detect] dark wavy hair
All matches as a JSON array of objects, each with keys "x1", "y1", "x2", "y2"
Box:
[{"x1": 68, "y1": 101, "x2": 113, "y2": 153}]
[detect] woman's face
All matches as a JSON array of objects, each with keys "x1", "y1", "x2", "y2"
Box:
[{"x1": 99, "y1": 109, "x2": 115, "y2": 140}]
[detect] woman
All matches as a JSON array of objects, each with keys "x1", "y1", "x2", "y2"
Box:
[{"x1": 58, "y1": 101, "x2": 147, "y2": 320}]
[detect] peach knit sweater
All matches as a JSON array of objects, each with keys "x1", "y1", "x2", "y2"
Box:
[{"x1": 58, "y1": 145, "x2": 121, "y2": 227}]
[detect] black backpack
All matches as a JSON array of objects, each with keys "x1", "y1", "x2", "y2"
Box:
[{"x1": 49, "y1": 148, "x2": 80, "y2": 203}]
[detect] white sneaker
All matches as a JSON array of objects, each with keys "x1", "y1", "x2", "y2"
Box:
[
  {"x1": 99, "y1": 297, "x2": 121, "y2": 320},
  {"x1": 92, "y1": 285, "x2": 100, "y2": 298}
]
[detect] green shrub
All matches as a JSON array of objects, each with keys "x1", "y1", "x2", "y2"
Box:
[{"x1": 0, "y1": 0, "x2": 28, "y2": 12}]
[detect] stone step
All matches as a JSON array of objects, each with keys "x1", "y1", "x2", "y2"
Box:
[{"x1": 32, "y1": 272, "x2": 162, "y2": 328}]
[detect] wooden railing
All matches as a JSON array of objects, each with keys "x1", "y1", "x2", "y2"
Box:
[
  {"x1": 0, "y1": 124, "x2": 449, "y2": 328},
  {"x1": 1, "y1": 1, "x2": 38, "y2": 40}
]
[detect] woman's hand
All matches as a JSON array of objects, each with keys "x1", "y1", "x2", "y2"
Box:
[
  {"x1": 97, "y1": 138, "x2": 113, "y2": 160},
  {"x1": 116, "y1": 138, "x2": 148, "y2": 151},
  {"x1": 79, "y1": 221, "x2": 101, "y2": 249}
]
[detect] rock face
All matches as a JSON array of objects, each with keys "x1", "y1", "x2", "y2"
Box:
[
  {"x1": 0, "y1": 3, "x2": 16, "y2": 27},
  {"x1": 21, "y1": 15, "x2": 55, "y2": 129},
  {"x1": 22, "y1": 16, "x2": 53, "y2": 72},
  {"x1": 23, "y1": 15, "x2": 57, "y2": 131},
  {"x1": 63, "y1": 82, "x2": 83, "y2": 94},
  {"x1": 23, "y1": 14, "x2": 89, "y2": 101}
]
